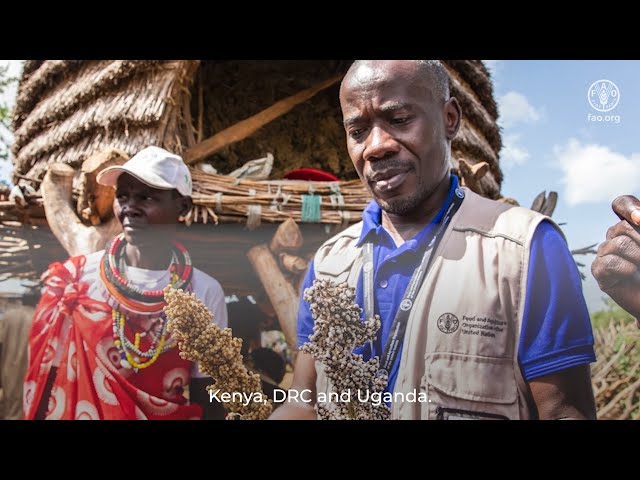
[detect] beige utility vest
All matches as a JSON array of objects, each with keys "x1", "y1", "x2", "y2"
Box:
[{"x1": 312, "y1": 188, "x2": 562, "y2": 420}]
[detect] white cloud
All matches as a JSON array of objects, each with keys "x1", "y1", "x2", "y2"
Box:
[
  {"x1": 500, "y1": 133, "x2": 530, "y2": 169},
  {"x1": 498, "y1": 91, "x2": 542, "y2": 128},
  {"x1": 554, "y1": 138, "x2": 640, "y2": 206}
]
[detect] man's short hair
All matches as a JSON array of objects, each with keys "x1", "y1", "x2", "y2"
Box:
[
  {"x1": 345, "y1": 60, "x2": 451, "y2": 102},
  {"x1": 416, "y1": 60, "x2": 450, "y2": 102}
]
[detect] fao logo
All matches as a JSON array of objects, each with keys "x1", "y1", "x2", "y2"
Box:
[
  {"x1": 455, "y1": 187, "x2": 465, "y2": 199},
  {"x1": 588, "y1": 79, "x2": 620, "y2": 112},
  {"x1": 437, "y1": 313, "x2": 459, "y2": 334},
  {"x1": 400, "y1": 299, "x2": 413, "y2": 311}
]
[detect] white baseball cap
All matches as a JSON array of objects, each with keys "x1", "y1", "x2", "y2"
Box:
[{"x1": 97, "y1": 146, "x2": 192, "y2": 197}]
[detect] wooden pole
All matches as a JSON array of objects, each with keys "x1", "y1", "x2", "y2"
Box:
[
  {"x1": 247, "y1": 244, "x2": 299, "y2": 350},
  {"x1": 279, "y1": 253, "x2": 308, "y2": 275},
  {"x1": 41, "y1": 162, "x2": 121, "y2": 257},
  {"x1": 76, "y1": 149, "x2": 129, "y2": 225},
  {"x1": 184, "y1": 74, "x2": 342, "y2": 165},
  {"x1": 270, "y1": 218, "x2": 303, "y2": 253}
]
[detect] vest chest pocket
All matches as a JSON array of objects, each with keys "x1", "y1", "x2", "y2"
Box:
[
  {"x1": 422, "y1": 352, "x2": 520, "y2": 420},
  {"x1": 315, "y1": 246, "x2": 362, "y2": 285}
]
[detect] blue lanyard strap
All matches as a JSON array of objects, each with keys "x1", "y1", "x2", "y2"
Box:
[{"x1": 363, "y1": 187, "x2": 465, "y2": 376}]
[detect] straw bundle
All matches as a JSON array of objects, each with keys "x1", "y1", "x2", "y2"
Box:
[
  {"x1": 187, "y1": 169, "x2": 371, "y2": 227},
  {"x1": 593, "y1": 318, "x2": 640, "y2": 419}
]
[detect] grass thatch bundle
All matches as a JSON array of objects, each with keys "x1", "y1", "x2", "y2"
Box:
[
  {"x1": 592, "y1": 308, "x2": 640, "y2": 419},
  {"x1": 187, "y1": 169, "x2": 370, "y2": 227}
]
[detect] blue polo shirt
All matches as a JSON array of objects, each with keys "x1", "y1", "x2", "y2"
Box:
[{"x1": 296, "y1": 175, "x2": 596, "y2": 394}]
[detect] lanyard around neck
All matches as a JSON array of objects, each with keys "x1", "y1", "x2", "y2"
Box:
[{"x1": 363, "y1": 187, "x2": 465, "y2": 377}]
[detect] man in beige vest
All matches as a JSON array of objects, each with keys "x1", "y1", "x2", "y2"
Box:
[
  {"x1": 592, "y1": 195, "x2": 640, "y2": 321},
  {"x1": 271, "y1": 60, "x2": 597, "y2": 420}
]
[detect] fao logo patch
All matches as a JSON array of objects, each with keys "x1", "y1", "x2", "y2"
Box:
[
  {"x1": 437, "y1": 313, "x2": 459, "y2": 334},
  {"x1": 588, "y1": 79, "x2": 620, "y2": 112},
  {"x1": 400, "y1": 299, "x2": 413, "y2": 311}
]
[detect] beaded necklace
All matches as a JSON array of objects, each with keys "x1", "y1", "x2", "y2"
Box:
[
  {"x1": 101, "y1": 233, "x2": 192, "y2": 371},
  {"x1": 101, "y1": 233, "x2": 192, "y2": 309},
  {"x1": 111, "y1": 309, "x2": 176, "y2": 371}
]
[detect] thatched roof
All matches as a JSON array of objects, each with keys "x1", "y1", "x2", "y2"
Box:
[
  {"x1": 442, "y1": 60, "x2": 502, "y2": 196},
  {"x1": 12, "y1": 60, "x2": 198, "y2": 181}
]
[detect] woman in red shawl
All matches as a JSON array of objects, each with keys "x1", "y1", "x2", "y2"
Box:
[{"x1": 24, "y1": 146, "x2": 228, "y2": 420}]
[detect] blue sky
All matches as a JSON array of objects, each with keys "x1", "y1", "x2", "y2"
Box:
[
  {"x1": 1, "y1": 60, "x2": 637, "y2": 312},
  {"x1": 0, "y1": 59, "x2": 20, "y2": 183},
  {"x1": 486, "y1": 60, "x2": 640, "y2": 311}
]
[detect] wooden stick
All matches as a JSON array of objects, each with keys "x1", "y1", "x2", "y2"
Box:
[
  {"x1": 41, "y1": 162, "x2": 122, "y2": 257},
  {"x1": 182, "y1": 91, "x2": 197, "y2": 148},
  {"x1": 184, "y1": 74, "x2": 343, "y2": 165},
  {"x1": 457, "y1": 159, "x2": 489, "y2": 194},
  {"x1": 540, "y1": 191, "x2": 558, "y2": 217},
  {"x1": 530, "y1": 191, "x2": 546, "y2": 213},
  {"x1": 247, "y1": 244, "x2": 299, "y2": 350},
  {"x1": 13, "y1": 173, "x2": 43, "y2": 185},
  {"x1": 270, "y1": 218, "x2": 303, "y2": 253},
  {"x1": 593, "y1": 343, "x2": 628, "y2": 382},
  {"x1": 279, "y1": 252, "x2": 309, "y2": 275},
  {"x1": 76, "y1": 149, "x2": 129, "y2": 224},
  {"x1": 599, "y1": 376, "x2": 640, "y2": 419},
  {"x1": 197, "y1": 71, "x2": 204, "y2": 144}
]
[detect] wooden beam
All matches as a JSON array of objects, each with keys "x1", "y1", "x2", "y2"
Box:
[
  {"x1": 270, "y1": 218, "x2": 303, "y2": 253},
  {"x1": 247, "y1": 244, "x2": 299, "y2": 350},
  {"x1": 457, "y1": 159, "x2": 489, "y2": 194},
  {"x1": 279, "y1": 252, "x2": 308, "y2": 275},
  {"x1": 183, "y1": 74, "x2": 343, "y2": 165},
  {"x1": 76, "y1": 149, "x2": 129, "y2": 225},
  {"x1": 41, "y1": 162, "x2": 122, "y2": 257}
]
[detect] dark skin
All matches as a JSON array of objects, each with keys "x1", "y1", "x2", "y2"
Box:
[
  {"x1": 113, "y1": 174, "x2": 192, "y2": 269},
  {"x1": 113, "y1": 173, "x2": 225, "y2": 420},
  {"x1": 341, "y1": 60, "x2": 459, "y2": 246},
  {"x1": 592, "y1": 195, "x2": 640, "y2": 319},
  {"x1": 270, "y1": 60, "x2": 596, "y2": 420}
]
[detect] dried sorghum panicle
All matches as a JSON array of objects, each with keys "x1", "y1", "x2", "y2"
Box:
[
  {"x1": 301, "y1": 279, "x2": 391, "y2": 420},
  {"x1": 164, "y1": 285, "x2": 272, "y2": 420}
]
